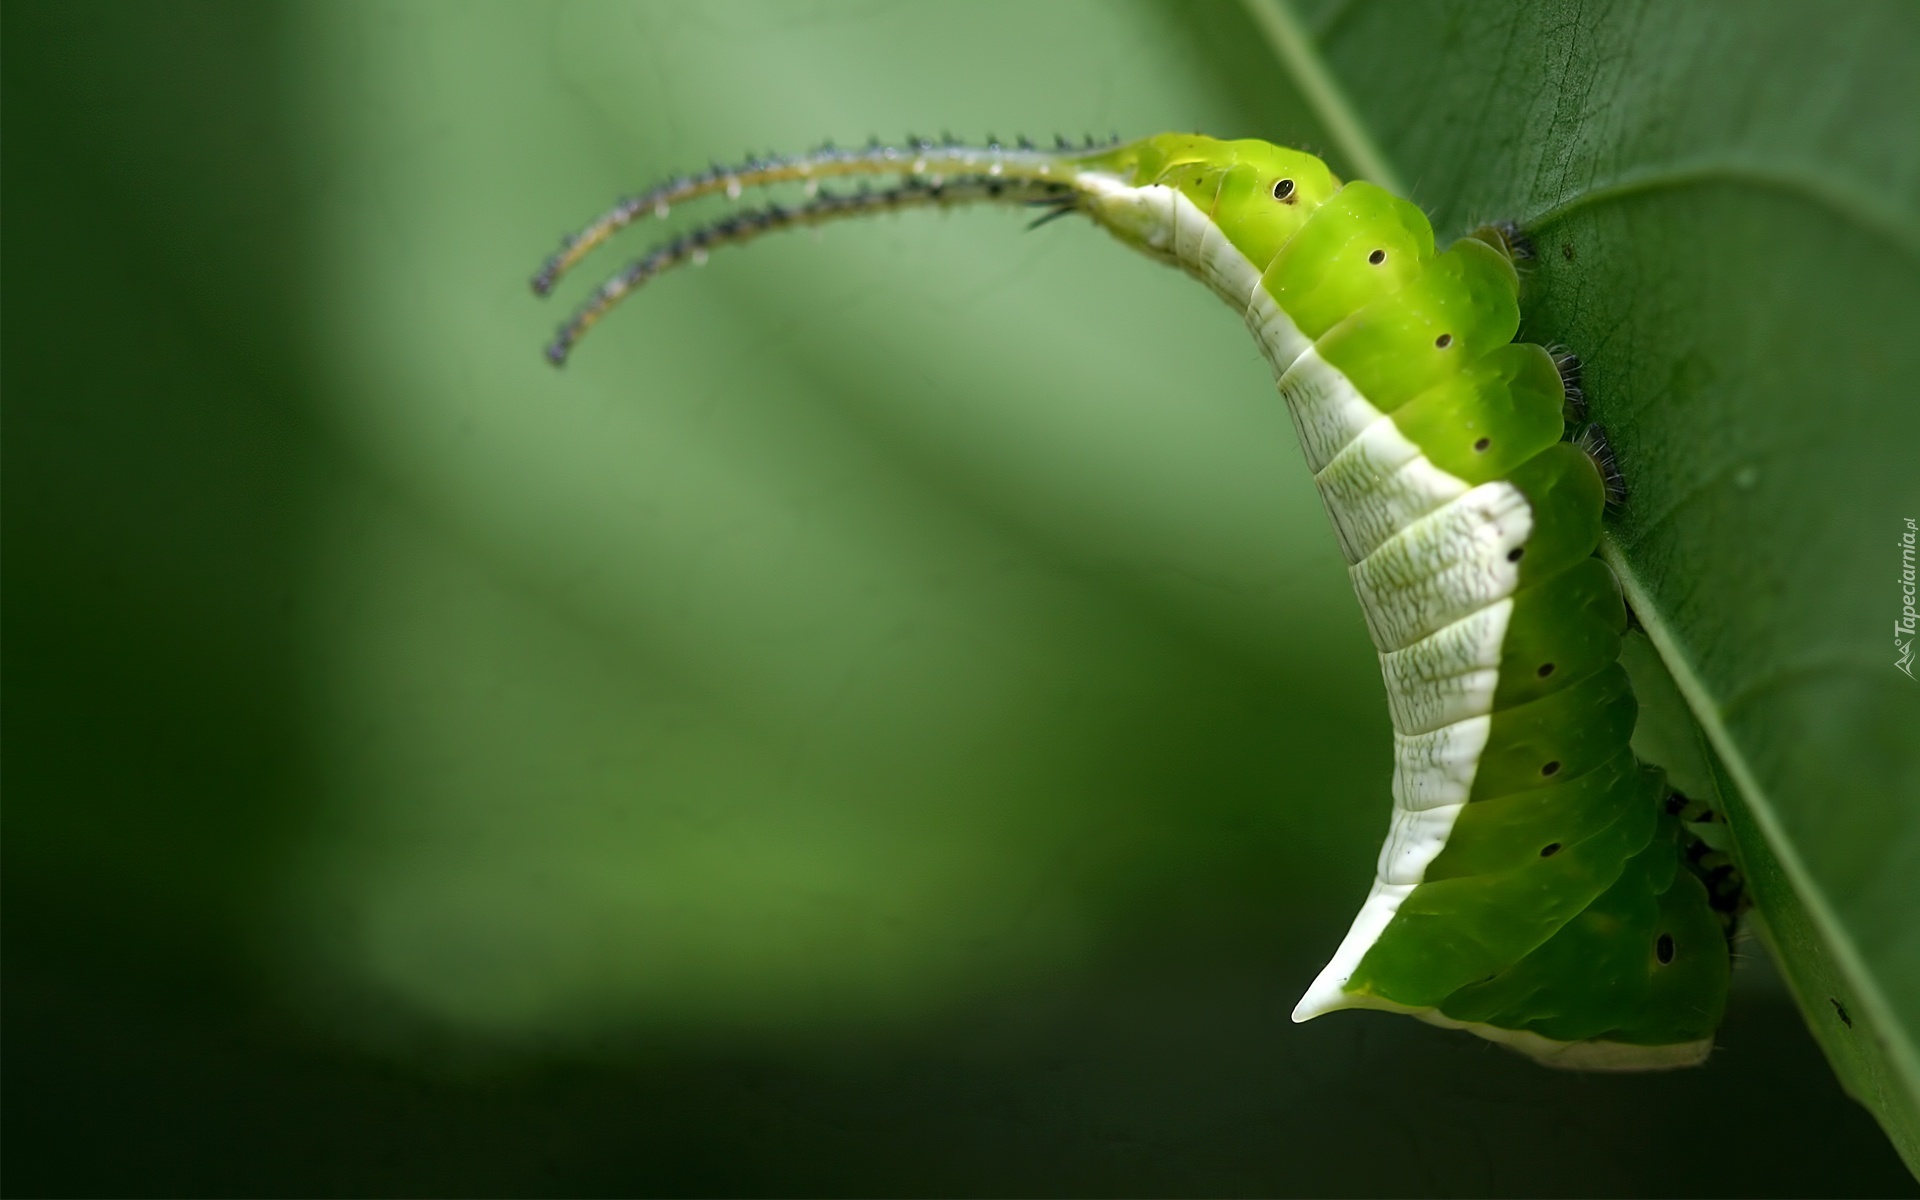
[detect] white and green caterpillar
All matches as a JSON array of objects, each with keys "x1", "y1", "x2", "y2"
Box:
[{"x1": 534, "y1": 133, "x2": 1740, "y2": 1070}]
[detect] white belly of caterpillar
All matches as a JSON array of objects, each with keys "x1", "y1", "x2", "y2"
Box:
[
  {"x1": 1378, "y1": 603, "x2": 1511, "y2": 735},
  {"x1": 1391, "y1": 716, "x2": 1494, "y2": 811},
  {"x1": 1289, "y1": 712, "x2": 1485, "y2": 1020},
  {"x1": 1077, "y1": 173, "x2": 1178, "y2": 256},
  {"x1": 1349, "y1": 484, "x2": 1531, "y2": 651},
  {"x1": 1292, "y1": 877, "x2": 1417, "y2": 1021},
  {"x1": 1138, "y1": 192, "x2": 1530, "y2": 1024},
  {"x1": 1314, "y1": 421, "x2": 1472, "y2": 563}
]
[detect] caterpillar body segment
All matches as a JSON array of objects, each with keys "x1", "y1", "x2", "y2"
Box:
[{"x1": 534, "y1": 132, "x2": 1733, "y2": 1069}]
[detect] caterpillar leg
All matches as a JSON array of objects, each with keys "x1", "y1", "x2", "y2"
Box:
[
  {"x1": 1551, "y1": 350, "x2": 1586, "y2": 422},
  {"x1": 1467, "y1": 220, "x2": 1535, "y2": 263}
]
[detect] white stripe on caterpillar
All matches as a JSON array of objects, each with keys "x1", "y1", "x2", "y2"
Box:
[
  {"x1": 1378, "y1": 601, "x2": 1511, "y2": 735},
  {"x1": 1291, "y1": 711, "x2": 1488, "y2": 1020},
  {"x1": 1172, "y1": 184, "x2": 1216, "y2": 274},
  {"x1": 1291, "y1": 878, "x2": 1419, "y2": 1021},
  {"x1": 1348, "y1": 482, "x2": 1532, "y2": 651},
  {"x1": 1242, "y1": 287, "x2": 1312, "y2": 379},
  {"x1": 1377, "y1": 799, "x2": 1469, "y2": 885},
  {"x1": 1391, "y1": 715, "x2": 1492, "y2": 811},
  {"x1": 1313, "y1": 416, "x2": 1472, "y2": 563},
  {"x1": 1193, "y1": 211, "x2": 1262, "y2": 306},
  {"x1": 1075, "y1": 173, "x2": 1176, "y2": 256},
  {"x1": 1275, "y1": 348, "x2": 1384, "y2": 473}
]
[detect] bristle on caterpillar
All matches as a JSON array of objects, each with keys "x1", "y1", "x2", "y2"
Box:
[
  {"x1": 1550, "y1": 347, "x2": 1587, "y2": 422},
  {"x1": 1575, "y1": 421, "x2": 1626, "y2": 508}
]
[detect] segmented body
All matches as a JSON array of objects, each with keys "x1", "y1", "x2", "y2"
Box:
[
  {"x1": 535, "y1": 132, "x2": 1732, "y2": 1069},
  {"x1": 1063, "y1": 135, "x2": 1729, "y2": 1069}
]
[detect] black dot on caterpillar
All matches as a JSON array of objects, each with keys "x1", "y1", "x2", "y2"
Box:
[
  {"x1": 1507, "y1": 547, "x2": 1526, "y2": 563},
  {"x1": 1434, "y1": 333, "x2": 1453, "y2": 349},
  {"x1": 1540, "y1": 842, "x2": 1563, "y2": 858},
  {"x1": 1473, "y1": 436, "x2": 1492, "y2": 452},
  {"x1": 1656, "y1": 933, "x2": 1676, "y2": 965},
  {"x1": 1541, "y1": 760, "x2": 1562, "y2": 777},
  {"x1": 1537, "y1": 662, "x2": 1556, "y2": 677},
  {"x1": 1272, "y1": 177, "x2": 1296, "y2": 202},
  {"x1": 1368, "y1": 248, "x2": 1386, "y2": 265},
  {"x1": 1830, "y1": 998, "x2": 1854, "y2": 1028}
]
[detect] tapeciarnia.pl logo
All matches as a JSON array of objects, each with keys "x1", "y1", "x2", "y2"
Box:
[{"x1": 1899, "y1": 517, "x2": 1917, "y2": 679}]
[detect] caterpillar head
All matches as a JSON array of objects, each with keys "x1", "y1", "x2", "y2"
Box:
[{"x1": 1069, "y1": 134, "x2": 1341, "y2": 279}]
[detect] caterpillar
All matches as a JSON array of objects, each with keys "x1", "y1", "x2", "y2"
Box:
[{"x1": 533, "y1": 133, "x2": 1740, "y2": 1071}]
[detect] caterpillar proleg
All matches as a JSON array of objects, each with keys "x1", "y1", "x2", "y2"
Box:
[{"x1": 532, "y1": 133, "x2": 1739, "y2": 1070}]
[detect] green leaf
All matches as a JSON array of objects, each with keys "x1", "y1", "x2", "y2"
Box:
[{"x1": 1241, "y1": 0, "x2": 1920, "y2": 1168}]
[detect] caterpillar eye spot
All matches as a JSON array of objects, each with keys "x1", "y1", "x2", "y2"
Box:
[
  {"x1": 1473, "y1": 437, "x2": 1491, "y2": 452},
  {"x1": 1272, "y1": 177, "x2": 1296, "y2": 202},
  {"x1": 1541, "y1": 760, "x2": 1562, "y2": 777},
  {"x1": 1506, "y1": 546, "x2": 1526, "y2": 563},
  {"x1": 1536, "y1": 662, "x2": 1555, "y2": 678},
  {"x1": 1434, "y1": 333, "x2": 1453, "y2": 349},
  {"x1": 1368, "y1": 248, "x2": 1386, "y2": 265},
  {"x1": 1656, "y1": 933, "x2": 1676, "y2": 965},
  {"x1": 1539, "y1": 842, "x2": 1562, "y2": 858}
]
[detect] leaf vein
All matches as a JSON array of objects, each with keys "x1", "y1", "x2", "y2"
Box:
[
  {"x1": 1601, "y1": 536, "x2": 1920, "y2": 1108},
  {"x1": 1522, "y1": 157, "x2": 1920, "y2": 264}
]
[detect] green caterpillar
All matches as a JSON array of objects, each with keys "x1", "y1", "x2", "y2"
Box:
[{"x1": 533, "y1": 133, "x2": 1742, "y2": 1070}]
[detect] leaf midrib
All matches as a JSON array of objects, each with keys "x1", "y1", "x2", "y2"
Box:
[
  {"x1": 1237, "y1": 0, "x2": 1920, "y2": 1103},
  {"x1": 1521, "y1": 155, "x2": 1920, "y2": 266}
]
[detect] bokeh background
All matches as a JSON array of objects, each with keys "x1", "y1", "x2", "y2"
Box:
[{"x1": 5, "y1": 2, "x2": 1914, "y2": 1195}]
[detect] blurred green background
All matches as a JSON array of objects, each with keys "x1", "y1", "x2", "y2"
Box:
[{"x1": 4, "y1": 2, "x2": 1914, "y2": 1194}]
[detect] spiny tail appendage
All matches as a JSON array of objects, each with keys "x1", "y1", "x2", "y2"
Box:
[{"x1": 531, "y1": 135, "x2": 1118, "y2": 364}]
